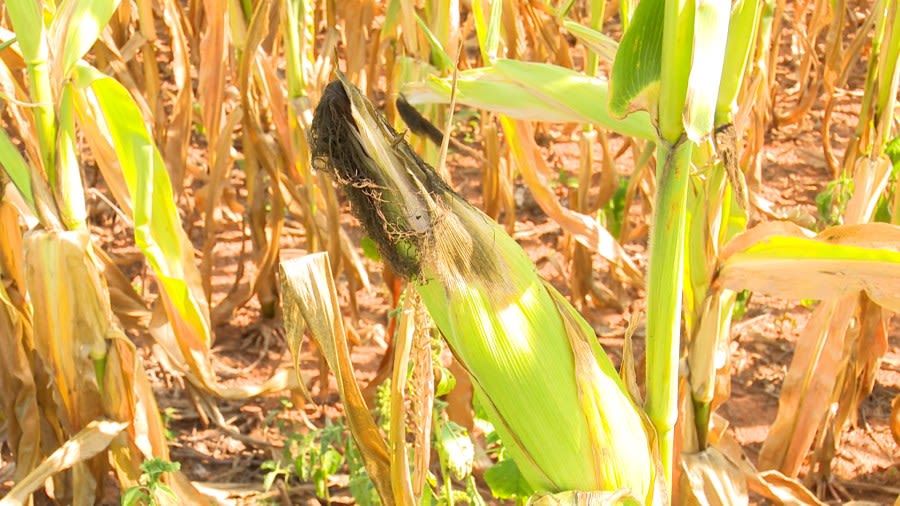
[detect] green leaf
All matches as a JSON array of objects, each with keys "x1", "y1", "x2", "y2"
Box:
[
  {"x1": 57, "y1": 84, "x2": 86, "y2": 228},
  {"x1": 435, "y1": 366, "x2": 456, "y2": 396},
  {"x1": 415, "y1": 13, "x2": 453, "y2": 72},
  {"x1": 5, "y1": 0, "x2": 57, "y2": 177},
  {"x1": 472, "y1": 0, "x2": 503, "y2": 62},
  {"x1": 152, "y1": 483, "x2": 179, "y2": 503},
  {"x1": 361, "y1": 236, "x2": 382, "y2": 261},
  {"x1": 4, "y1": 0, "x2": 44, "y2": 62},
  {"x1": 140, "y1": 457, "x2": 180, "y2": 481},
  {"x1": 262, "y1": 466, "x2": 278, "y2": 491},
  {"x1": 483, "y1": 458, "x2": 533, "y2": 500},
  {"x1": 120, "y1": 486, "x2": 147, "y2": 506},
  {"x1": 885, "y1": 135, "x2": 900, "y2": 167},
  {"x1": 314, "y1": 468, "x2": 328, "y2": 498},
  {"x1": 349, "y1": 471, "x2": 380, "y2": 506},
  {"x1": 403, "y1": 59, "x2": 655, "y2": 140},
  {"x1": 466, "y1": 475, "x2": 488, "y2": 506},
  {"x1": 321, "y1": 448, "x2": 344, "y2": 475},
  {"x1": 715, "y1": 0, "x2": 763, "y2": 123},
  {"x1": 609, "y1": 0, "x2": 664, "y2": 118},
  {"x1": 0, "y1": 128, "x2": 36, "y2": 213}
]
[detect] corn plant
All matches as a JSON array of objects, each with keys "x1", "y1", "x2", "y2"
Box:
[
  {"x1": 0, "y1": 0, "x2": 310, "y2": 502},
  {"x1": 756, "y1": 0, "x2": 900, "y2": 486},
  {"x1": 290, "y1": 1, "x2": 900, "y2": 505}
]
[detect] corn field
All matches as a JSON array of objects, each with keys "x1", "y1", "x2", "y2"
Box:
[{"x1": 0, "y1": 0, "x2": 898, "y2": 504}]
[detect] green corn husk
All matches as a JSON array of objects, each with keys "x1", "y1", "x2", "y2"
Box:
[{"x1": 310, "y1": 74, "x2": 659, "y2": 503}]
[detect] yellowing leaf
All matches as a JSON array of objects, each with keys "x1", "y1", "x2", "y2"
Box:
[{"x1": 719, "y1": 223, "x2": 900, "y2": 311}]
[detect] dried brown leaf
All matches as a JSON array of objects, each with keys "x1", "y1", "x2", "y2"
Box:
[
  {"x1": 714, "y1": 429, "x2": 824, "y2": 506},
  {"x1": 389, "y1": 293, "x2": 416, "y2": 505},
  {"x1": 502, "y1": 118, "x2": 644, "y2": 288},
  {"x1": 891, "y1": 393, "x2": 900, "y2": 446},
  {"x1": 160, "y1": 0, "x2": 194, "y2": 192},
  {"x1": 279, "y1": 253, "x2": 394, "y2": 505},
  {"x1": 680, "y1": 448, "x2": 748, "y2": 506},
  {"x1": 198, "y1": 0, "x2": 228, "y2": 154},
  {"x1": 0, "y1": 281, "x2": 41, "y2": 486},
  {"x1": 758, "y1": 296, "x2": 855, "y2": 475},
  {"x1": 0, "y1": 420, "x2": 127, "y2": 506}
]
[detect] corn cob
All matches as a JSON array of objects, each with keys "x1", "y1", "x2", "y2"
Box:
[{"x1": 310, "y1": 74, "x2": 658, "y2": 502}]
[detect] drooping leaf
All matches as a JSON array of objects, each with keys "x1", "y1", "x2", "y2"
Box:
[
  {"x1": 402, "y1": 60, "x2": 655, "y2": 140},
  {"x1": 719, "y1": 223, "x2": 900, "y2": 311},
  {"x1": 280, "y1": 253, "x2": 396, "y2": 506},
  {"x1": 71, "y1": 62, "x2": 212, "y2": 359},
  {"x1": 72, "y1": 63, "x2": 294, "y2": 399}
]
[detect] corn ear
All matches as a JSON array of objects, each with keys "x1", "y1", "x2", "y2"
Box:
[{"x1": 311, "y1": 74, "x2": 659, "y2": 501}]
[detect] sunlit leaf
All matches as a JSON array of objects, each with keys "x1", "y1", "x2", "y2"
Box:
[
  {"x1": 50, "y1": 0, "x2": 121, "y2": 79},
  {"x1": 402, "y1": 59, "x2": 655, "y2": 140},
  {"x1": 71, "y1": 63, "x2": 213, "y2": 359},
  {"x1": 719, "y1": 223, "x2": 900, "y2": 311},
  {"x1": 683, "y1": 0, "x2": 730, "y2": 141}
]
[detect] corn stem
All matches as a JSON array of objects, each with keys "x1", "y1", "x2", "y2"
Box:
[{"x1": 646, "y1": 139, "x2": 692, "y2": 492}]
